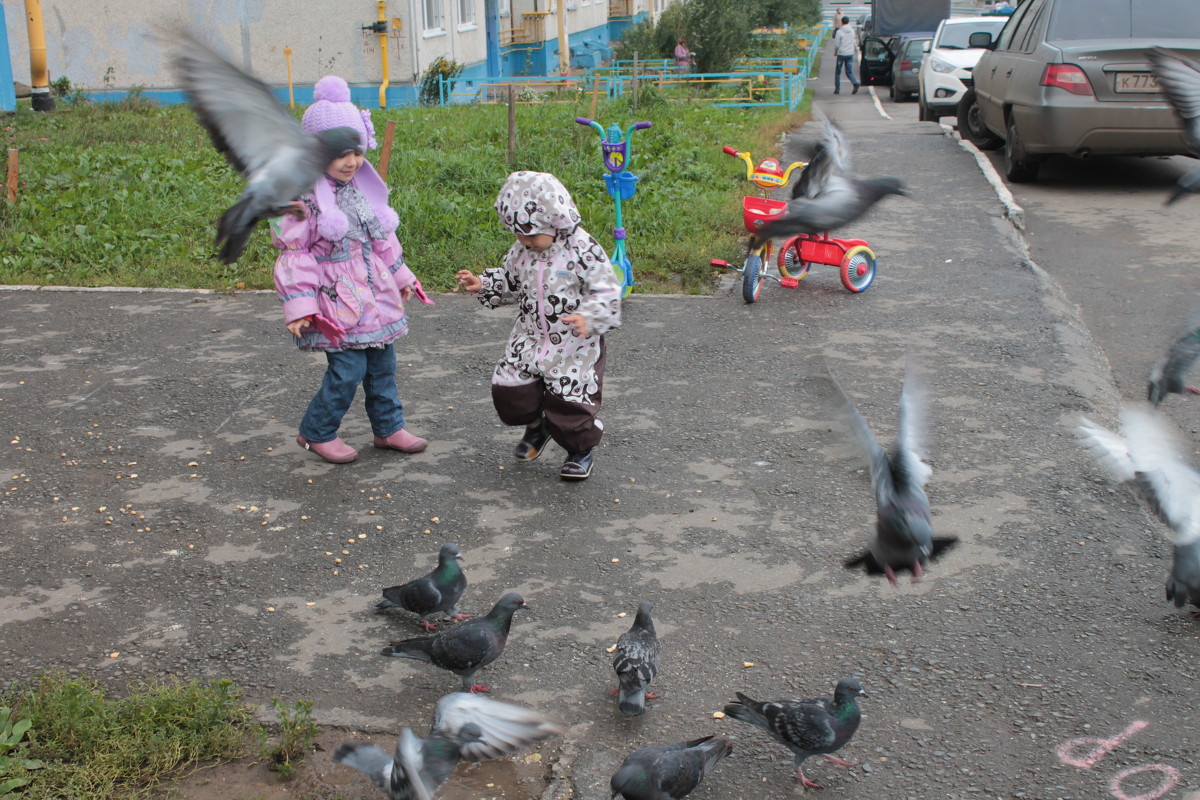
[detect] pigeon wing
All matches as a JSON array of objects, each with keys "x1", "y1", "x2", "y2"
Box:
[
  {"x1": 432, "y1": 693, "x2": 563, "y2": 762},
  {"x1": 895, "y1": 359, "x2": 933, "y2": 490},
  {"x1": 1147, "y1": 48, "x2": 1200, "y2": 151},
  {"x1": 333, "y1": 741, "x2": 396, "y2": 796},
  {"x1": 1148, "y1": 325, "x2": 1200, "y2": 404},
  {"x1": 1119, "y1": 405, "x2": 1200, "y2": 544},
  {"x1": 772, "y1": 700, "x2": 836, "y2": 752},
  {"x1": 174, "y1": 31, "x2": 311, "y2": 178},
  {"x1": 399, "y1": 728, "x2": 435, "y2": 800},
  {"x1": 828, "y1": 368, "x2": 894, "y2": 502}
]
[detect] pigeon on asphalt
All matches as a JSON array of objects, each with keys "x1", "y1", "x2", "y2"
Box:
[
  {"x1": 723, "y1": 678, "x2": 866, "y2": 789},
  {"x1": 830, "y1": 363, "x2": 958, "y2": 583},
  {"x1": 173, "y1": 31, "x2": 364, "y2": 264},
  {"x1": 610, "y1": 735, "x2": 733, "y2": 800},
  {"x1": 1077, "y1": 405, "x2": 1200, "y2": 612},
  {"x1": 377, "y1": 543, "x2": 470, "y2": 631},
  {"x1": 334, "y1": 722, "x2": 482, "y2": 800},
  {"x1": 1147, "y1": 323, "x2": 1200, "y2": 406},
  {"x1": 1146, "y1": 48, "x2": 1200, "y2": 204},
  {"x1": 751, "y1": 116, "x2": 908, "y2": 247},
  {"x1": 334, "y1": 693, "x2": 564, "y2": 800},
  {"x1": 612, "y1": 600, "x2": 662, "y2": 716},
  {"x1": 381, "y1": 592, "x2": 527, "y2": 692}
]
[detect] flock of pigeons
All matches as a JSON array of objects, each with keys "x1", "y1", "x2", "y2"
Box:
[
  {"x1": 165, "y1": 30, "x2": 1200, "y2": 799},
  {"x1": 331, "y1": 542, "x2": 869, "y2": 799}
]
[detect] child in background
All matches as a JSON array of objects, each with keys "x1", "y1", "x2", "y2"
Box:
[
  {"x1": 456, "y1": 171, "x2": 622, "y2": 481},
  {"x1": 272, "y1": 75, "x2": 433, "y2": 464}
]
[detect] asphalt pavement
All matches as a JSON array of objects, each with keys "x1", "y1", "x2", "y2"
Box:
[{"x1": 3, "y1": 46, "x2": 1199, "y2": 800}]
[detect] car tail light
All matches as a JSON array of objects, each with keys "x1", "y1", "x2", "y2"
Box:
[
  {"x1": 1040, "y1": 64, "x2": 1093, "y2": 96},
  {"x1": 900, "y1": 59, "x2": 913, "y2": 71}
]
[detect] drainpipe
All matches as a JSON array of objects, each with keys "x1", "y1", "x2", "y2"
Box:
[
  {"x1": 556, "y1": 0, "x2": 568, "y2": 75},
  {"x1": 409, "y1": 0, "x2": 421, "y2": 82},
  {"x1": 24, "y1": 0, "x2": 54, "y2": 111},
  {"x1": 377, "y1": 1, "x2": 390, "y2": 107}
]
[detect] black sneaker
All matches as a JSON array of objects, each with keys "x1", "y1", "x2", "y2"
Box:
[
  {"x1": 514, "y1": 418, "x2": 551, "y2": 461},
  {"x1": 560, "y1": 449, "x2": 594, "y2": 480},
  {"x1": 852, "y1": 84, "x2": 860, "y2": 94}
]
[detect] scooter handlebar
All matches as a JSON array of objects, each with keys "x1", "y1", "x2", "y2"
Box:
[
  {"x1": 722, "y1": 145, "x2": 739, "y2": 156},
  {"x1": 575, "y1": 117, "x2": 594, "y2": 126},
  {"x1": 633, "y1": 121, "x2": 652, "y2": 130}
]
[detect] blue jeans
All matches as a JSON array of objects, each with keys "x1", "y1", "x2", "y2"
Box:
[
  {"x1": 299, "y1": 345, "x2": 405, "y2": 443},
  {"x1": 835, "y1": 54, "x2": 858, "y2": 92}
]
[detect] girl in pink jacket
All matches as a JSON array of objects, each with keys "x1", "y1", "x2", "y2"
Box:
[{"x1": 272, "y1": 76, "x2": 432, "y2": 464}]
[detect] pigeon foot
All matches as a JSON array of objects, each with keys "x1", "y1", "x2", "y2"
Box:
[
  {"x1": 645, "y1": 692, "x2": 661, "y2": 700},
  {"x1": 822, "y1": 755, "x2": 855, "y2": 768},
  {"x1": 795, "y1": 769, "x2": 822, "y2": 789},
  {"x1": 1187, "y1": 386, "x2": 1200, "y2": 395},
  {"x1": 418, "y1": 619, "x2": 441, "y2": 632},
  {"x1": 469, "y1": 684, "x2": 491, "y2": 694},
  {"x1": 884, "y1": 565, "x2": 898, "y2": 586},
  {"x1": 911, "y1": 561, "x2": 924, "y2": 582},
  {"x1": 450, "y1": 612, "x2": 474, "y2": 621}
]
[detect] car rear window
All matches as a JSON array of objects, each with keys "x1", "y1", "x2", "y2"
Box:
[
  {"x1": 935, "y1": 19, "x2": 1008, "y2": 49},
  {"x1": 1048, "y1": 0, "x2": 1200, "y2": 39}
]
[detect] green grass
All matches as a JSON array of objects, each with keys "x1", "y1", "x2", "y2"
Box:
[
  {"x1": 1, "y1": 672, "x2": 255, "y2": 800},
  {"x1": 1, "y1": 91, "x2": 809, "y2": 293}
]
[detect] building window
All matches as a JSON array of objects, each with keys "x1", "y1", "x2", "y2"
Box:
[
  {"x1": 459, "y1": 0, "x2": 476, "y2": 26},
  {"x1": 499, "y1": 0, "x2": 510, "y2": 15},
  {"x1": 424, "y1": 0, "x2": 444, "y2": 31}
]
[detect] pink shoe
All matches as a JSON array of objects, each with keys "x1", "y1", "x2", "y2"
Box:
[
  {"x1": 373, "y1": 428, "x2": 428, "y2": 453},
  {"x1": 296, "y1": 434, "x2": 358, "y2": 464}
]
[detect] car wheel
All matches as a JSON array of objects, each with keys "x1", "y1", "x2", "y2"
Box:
[
  {"x1": 918, "y1": 94, "x2": 931, "y2": 121},
  {"x1": 898, "y1": 90, "x2": 912, "y2": 102},
  {"x1": 1004, "y1": 116, "x2": 1040, "y2": 183},
  {"x1": 889, "y1": 84, "x2": 895, "y2": 100},
  {"x1": 956, "y1": 89, "x2": 1002, "y2": 151}
]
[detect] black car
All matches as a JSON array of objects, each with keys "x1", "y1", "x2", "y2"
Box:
[{"x1": 859, "y1": 33, "x2": 902, "y2": 86}]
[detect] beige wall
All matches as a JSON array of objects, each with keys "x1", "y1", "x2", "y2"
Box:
[{"x1": 3, "y1": 0, "x2": 664, "y2": 92}]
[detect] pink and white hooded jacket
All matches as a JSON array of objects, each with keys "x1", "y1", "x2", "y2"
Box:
[{"x1": 478, "y1": 171, "x2": 622, "y2": 405}]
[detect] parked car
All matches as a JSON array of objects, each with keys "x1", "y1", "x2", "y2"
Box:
[
  {"x1": 859, "y1": 33, "x2": 901, "y2": 86},
  {"x1": 959, "y1": 0, "x2": 1200, "y2": 182},
  {"x1": 890, "y1": 35, "x2": 933, "y2": 101},
  {"x1": 918, "y1": 16, "x2": 1010, "y2": 120}
]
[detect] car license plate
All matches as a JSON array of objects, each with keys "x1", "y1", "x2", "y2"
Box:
[{"x1": 1114, "y1": 72, "x2": 1159, "y2": 92}]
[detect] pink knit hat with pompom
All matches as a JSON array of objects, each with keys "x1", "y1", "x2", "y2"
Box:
[
  {"x1": 300, "y1": 76, "x2": 398, "y2": 240},
  {"x1": 301, "y1": 76, "x2": 377, "y2": 150}
]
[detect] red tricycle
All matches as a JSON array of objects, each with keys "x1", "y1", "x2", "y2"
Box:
[{"x1": 710, "y1": 145, "x2": 879, "y2": 302}]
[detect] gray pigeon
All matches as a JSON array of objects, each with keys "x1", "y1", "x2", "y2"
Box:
[
  {"x1": 334, "y1": 693, "x2": 563, "y2": 799},
  {"x1": 612, "y1": 600, "x2": 661, "y2": 716},
  {"x1": 752, "y1": 116, "x2": 908, "y2": 246},
  {"x1": 1078, "y1": 405, "x2": 1200, "y2": 612},
  {"x1": 334, "y1": 723, "x2": 482, "y2": 800},
  {"x1": 173, "y1": 31, "x2": 363, "y2": 264},
  {"x1": 381, "y1": 592, "x2": 527, "y2": 693},
  {"x1": 1146, "y1": 48, "x2": 1200, "y2": 204},
  {"x1": 723, "y1": 678, "x2": 866, "y2": 789},
  {"x1": 830, "y1": 362, "x2": 958, "y2": 583},
  {"x1": 1147, "y1": 323, "x2": 1200, "y2": 406},
  {"x1": 377, "y1": 543, "x2": 470, "y2": 631},
  {"x1": 610, "y1": 735, "x2": 733, "y2": 800}
]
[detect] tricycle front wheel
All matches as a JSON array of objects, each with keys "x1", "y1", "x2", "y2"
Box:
[
  {"x1": 742, "y1": 252, "x2": 765, "y2": 303},
  {"x1": 840, "y1": 245, "x2": 877, "y2": 293},
  {"x1": 777, "y1": 236, "x2": 812, "y2": 280}
]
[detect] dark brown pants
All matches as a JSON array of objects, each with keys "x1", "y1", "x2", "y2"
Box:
[{"x1": 491, "y1": 339, "x2": 606, "y2": 454}]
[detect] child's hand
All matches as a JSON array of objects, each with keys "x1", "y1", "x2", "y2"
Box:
[
  {"x1": 285, "y1": 200, "x2": 308, "y2": 220},
  {"x1": 561, "y1": 314, "x2": 590, "y2": 337},
  {"x1": 400, "y1": 285, "x2": 413, "y2": 302},
  {"x1": 455, "y1": 270, "x2": 482, "y2": 293},
  {"x1": 285, "y1": 317, "x2": 312, "y2": 337}
]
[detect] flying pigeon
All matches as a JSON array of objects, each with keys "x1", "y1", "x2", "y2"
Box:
[
  {"x1": 723, "y1": 678, "x2": 867, "y2": 789},
  {"x1": 752, "y1": 117, "x2": 908, "y2": 247},
  {"x1": 830, "y1": 362, "x2": 958, "y2": 583},
  {"x1": 381, "y1": 592, "x2": 527, "y2": 693},
  {"x1": 377, "y1": 543, "x2": 470, "y2": 631},
  {"x1": 173, "y1": 31, "x2": 363, "y2": 264},
  {"x1": 334, "y1": 693, "x2": 564, "y2": 800},
  {"x1": 612, "y1": 600, "x2": 662, "y2": 716},
  {"x1": 1146, "y1": 48, "x2": 1200, "y2": 203},
  {"x1": 335, "y1": 722, "x2": 482, "y2": 800},
  {"x1": 1077, "y1": 405, "x2": 1200, "y2": 612},
  {"x1": 610, "y1": 735, "x2": 733, "y2": 800},
  {"x1": 1147, "y1": 323, "x2": 1200, "y2": 406}
]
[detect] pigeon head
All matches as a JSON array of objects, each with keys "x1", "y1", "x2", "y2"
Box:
[
  {"x1": 315, "y1": 126, "x2": 364, "y2": 164},
  {"x1": 834, "y1": 678, "x2": 867, "y2": 703},
  {"x1": 496, "y1": 592, "x2": 528, "y2": 612},
  {"x1": 439, "y1": 543, "x2": 464, "y2": 563},
  {"x1": 871, "y1": 177, "x2": 911, "y2": 199}
]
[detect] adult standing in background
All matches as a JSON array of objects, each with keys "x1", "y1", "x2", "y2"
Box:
[{"x1": 832, "y1": 16, "x2": 859, "y2": 95}]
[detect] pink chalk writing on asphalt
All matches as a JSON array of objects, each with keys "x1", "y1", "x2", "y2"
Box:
[{"x1": 1055, "y1": 721, "x2": 1181, "y2": 800}]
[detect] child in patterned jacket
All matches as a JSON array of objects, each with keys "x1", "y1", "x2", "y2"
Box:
[
  {"x1": 272, "y1": 75, "x2": 433, "y2": 464},
  {"x1": 456, "y1": 171, "x2": 622, "y2": 481}
]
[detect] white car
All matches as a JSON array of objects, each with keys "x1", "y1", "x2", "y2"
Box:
[{"x1": 918, "y1": 16, "x2": 1009, "y2": 121}]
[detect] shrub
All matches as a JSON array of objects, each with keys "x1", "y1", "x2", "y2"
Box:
[{"x1": 419, "y1": 56, "x2": 465, "y2": 106}]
